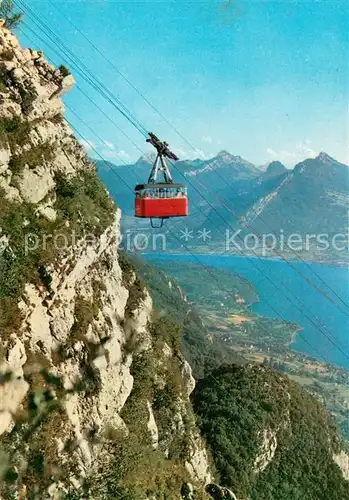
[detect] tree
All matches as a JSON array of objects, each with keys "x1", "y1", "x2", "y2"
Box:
[{"x1": 0, "y1": 0, "x2": 23, "y2": 30}]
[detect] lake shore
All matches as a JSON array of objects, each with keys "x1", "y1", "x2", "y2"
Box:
[
  {"x1": 145, "y1": 252, "x2": 349, "y2": 369},
  {"x1": 141, "y1": 250, "x2": 349, "y2": 270}
]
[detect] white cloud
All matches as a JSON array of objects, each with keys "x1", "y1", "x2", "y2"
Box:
[
  {"x1": 266, "y1": 148, "x2": 277, "y2": 158},
  {"x1": 103, "y1": 140, "x2": 115, "y2": 150},
  {"x1": 80, "y1": 139, "x2": 95, "y2": 151},
  {"x1": 118, "y1": 150, "x2": 130, "y2": 160},
  {"x1": 177, "y1": 148, "x2": 207, "y2": 160},
  {"x1": 101, "y1": 149, "x2": 130, "y2": 162},
  {"x1": 202, "y1": 135, "x2": 213, "y2": 144},
  {"x1": 279, "y1": 151, "x2": 298, "y2": 164},
  {"x1": 296, "y1": 140, "x2": 316, "y2": 159},
  {"x1": 193, "y1": 149, "x2": 207, "y2": 160},
  {"x1": 177, "y1": 148, "x2": 189, "y2": 158},
  {"x1": 266, "y1": 141, "x2": 317, "y2": 166}
]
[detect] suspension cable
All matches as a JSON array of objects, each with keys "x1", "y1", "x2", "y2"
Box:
[
  {"x1": 15, "y1": 0, "x2": 149, "y2": 138},
  {"x1": 40, "y1": 0, "x2": 349, "y2": 317},
  {"x1": 19, "y1": 15, "x2": 349, "y2": 359}
]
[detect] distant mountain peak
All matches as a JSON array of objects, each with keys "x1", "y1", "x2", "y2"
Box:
[
  {"x1": 265, "y1": 161, "x2": 287, "y2": 177},
  {"x1": 216, "y1": 149, "x2": 233, "y2": 158},
  {"x1": 215, "y1": 150, "x2": 248, "y2": 164},
  {"x1": 267, "y1": 160, "x2": 287, "y2": 169},
  {"x1": 213, "y1": 151, "x2": 258, "y2": 172},
  {"x1": 316, "y1": 152, "x2": 337, "y2": 164},
  {"x1": 185, "y1": 150, "x2": 259, "y2": 179},
  {"x1": 136, "y1": 152, "x2": 156, "y2": 165}
]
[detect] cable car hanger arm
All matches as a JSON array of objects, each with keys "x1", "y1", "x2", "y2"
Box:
[
  {"x1": 146, "y1": 132, "x2": 178, "y2": 184},
  {"x1": 146, "y1": 132, "x2": 179, "y2": 161}
]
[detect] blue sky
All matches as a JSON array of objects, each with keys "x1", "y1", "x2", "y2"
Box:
[{"x1": 19, "y1": 0, "x2": 348, "y2": 166}]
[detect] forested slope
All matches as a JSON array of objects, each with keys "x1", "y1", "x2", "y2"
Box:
[{"x1": 192, "y1": 364, "x2": 349, "y2": 500}]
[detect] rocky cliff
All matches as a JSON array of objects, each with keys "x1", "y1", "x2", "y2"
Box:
[{"x1": 0, "y1": 23, "x2": 212, "y2": 499}]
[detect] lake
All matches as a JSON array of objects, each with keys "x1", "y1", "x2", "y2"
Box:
[{"x1": 146, "y1": 254, "x2": 349, "y2": 369}]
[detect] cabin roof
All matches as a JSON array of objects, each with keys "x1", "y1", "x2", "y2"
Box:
[{"x1": 135, "y1": 183, "x2": 186, "y2": 190}]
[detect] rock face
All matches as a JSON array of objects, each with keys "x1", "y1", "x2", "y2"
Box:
[
  {"x1": 0, "y1": 25, "x2": 212, "y2": 499},
  {"x1": 333, "y1": 451, "x2": 349, "y2": 481},
  {"x1": 253, "y1": 427, "x2": 278, "y2": 473},
  {"x1": 0, "y1": 27, "x2": 82, "y2": 208}
]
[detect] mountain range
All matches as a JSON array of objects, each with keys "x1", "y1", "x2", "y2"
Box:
[{"x1": 96, "y1": 151, "x2": 349, "y2": 264}]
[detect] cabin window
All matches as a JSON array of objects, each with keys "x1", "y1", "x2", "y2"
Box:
[{"x1": 135, "y1": 187, "x2": 187, "y2": 199}]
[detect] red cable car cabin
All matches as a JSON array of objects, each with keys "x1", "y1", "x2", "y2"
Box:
[
  {"x1": 135, "y1": 183, "x2": 188, "y2": 218},
  {"x1": 134, "y1": 132, "x2": 189, "y2": 224}
]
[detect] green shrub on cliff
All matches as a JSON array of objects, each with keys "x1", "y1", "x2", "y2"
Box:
[
  {"x1": 192, "y1": 364, "x2": 348, "y2": 500},
  {"x1": 0, "y1": 0, "x2": 23, "y2": 30}
]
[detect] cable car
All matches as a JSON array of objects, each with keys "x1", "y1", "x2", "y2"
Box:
[{"x1": 134, "y1": 132, "x2": 188, "y2": 226}]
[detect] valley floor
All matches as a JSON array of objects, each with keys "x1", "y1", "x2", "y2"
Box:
[{"x1": 147, "y1": 257, "x2": 349, "y2": 444}]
